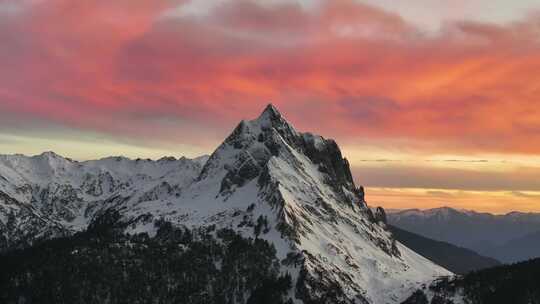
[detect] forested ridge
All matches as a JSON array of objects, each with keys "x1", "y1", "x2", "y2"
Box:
[
  {"x1": 402, "y1": 257, "x2": 540, "y2": 304},
  {"x1": 0, "y1": 211, "x2": 294, "y2": 304}
]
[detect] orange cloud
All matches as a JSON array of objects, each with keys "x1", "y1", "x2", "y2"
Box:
[{"x1": 0, "y1": 0, "x2": 539, "y2": 155}]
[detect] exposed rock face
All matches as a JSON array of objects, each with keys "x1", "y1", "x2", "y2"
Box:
[
  {"x1": 401, "y1": 290, "x2": 429, "y2": 304},
  {"x1": 373, "y1": 207, "x2": 388, "y2": 224},
  {"x1": 203, "y1": 104, "x2": 362, "y2": 209},
  {"x1": 0, "y1": 104, "x2": 451, "y2": 303}
]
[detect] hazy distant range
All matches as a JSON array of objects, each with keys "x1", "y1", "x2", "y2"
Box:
[{"x1": 387, "y1": 207, "x2": 540, "y2": 264}]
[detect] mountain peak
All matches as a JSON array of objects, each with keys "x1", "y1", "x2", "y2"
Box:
[
  {"x1": 258, "y1": 103, "x2": 281, "y2": 120},
  {"x1": 201, "y1": 103, "x2": 362, "y2": 208},
  {"x1": 214, "y1": 104, "x2": 299, "y2": 157},
  {"x1": 253, "y1": 103, "x2": 296, "y2": 131},
  {"x1": 34, "y1": 151, "x2": 71, "y2": 164},
  {"x1": 38, "y1": 151, "x2": 61, "y2": 159},
  {"x1": 250, "y1": 104, "x2": 301, "y2": 148}
]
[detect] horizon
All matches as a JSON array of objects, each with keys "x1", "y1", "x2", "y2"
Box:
[
  {"x1": 4, "y1": 150, "x2": 538, "y2": 216},
  {"x1": 1, "y1": 0, "x2": 539, "y2": 214},
  {"x1": 2, "y1": 104, "x2": 538, "y2": 215}
]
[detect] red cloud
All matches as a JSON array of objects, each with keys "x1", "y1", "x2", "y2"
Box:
[{"x1": 0, "y1": 0, "x2": 539, "y2": 153}]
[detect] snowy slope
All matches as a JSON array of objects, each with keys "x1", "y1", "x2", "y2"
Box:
[
  {"x1": 0, "y1": 152, "x2": 208, "y2": 247},
  {"x1": 0, "y1": 104, "x2": 451, "y2": 303}
]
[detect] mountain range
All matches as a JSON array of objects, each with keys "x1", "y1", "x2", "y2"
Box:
[
  {"x1": 0, "y1": 105, "x2": 451, "y2": 304},
  {"x1": 387, "y1": 207, "x2": 540, "y2": 263}
]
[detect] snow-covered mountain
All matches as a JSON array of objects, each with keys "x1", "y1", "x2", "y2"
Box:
[
  {"x1": 387, "y1": 207, "x2": 540, "y2": 263},
  {"x1": 0, "y1": 151, "x2": 208, "y2": 249},
  {"x1": 0, "y1": 104, "x2": 451, "y2": 303}
]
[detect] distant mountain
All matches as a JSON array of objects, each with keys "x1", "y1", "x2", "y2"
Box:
[
  {"x1": 402, "y1": 258, "x2": 540, "y2": 304},
  {"x1": 0, "y1": 104, "x2": 451, "y2": 304},
  {"x1": 387, "y1": 207, "x2": 540, "y2": 263},
  {"x1": 494, "y1": 230, "x2": 540, "y2": 263},
  {"x1": 390, "y1": 225, "x2": 500, "y2": 274}
]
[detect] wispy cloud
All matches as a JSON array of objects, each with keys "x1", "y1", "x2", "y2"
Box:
[
  {"x1": 352, "y1": 165, "x2": 540, "y2": 191},
  {"x1": 510, "y1": 191, "x2": 540, "y2": 198},
  {"x1": 366, "y1": 187, "x2": 540, "y2": 214}
]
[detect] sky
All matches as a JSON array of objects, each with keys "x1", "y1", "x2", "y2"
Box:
[{"x1": 0, "y1": 0, "x2": 539, "y2": 213}]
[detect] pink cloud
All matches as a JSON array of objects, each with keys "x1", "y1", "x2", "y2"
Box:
[{"x1": 0, "y1": 0, "x2": 539, "y2": 153}]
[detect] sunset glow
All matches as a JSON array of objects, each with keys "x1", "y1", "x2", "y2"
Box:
[{"x1": 1, "y1": 0, "x2": 539, "y2": 213}]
